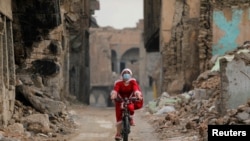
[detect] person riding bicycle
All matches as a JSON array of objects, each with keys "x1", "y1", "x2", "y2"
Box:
[{"x1": 110, "y1": 68, "x2": 143, "y2": 140}]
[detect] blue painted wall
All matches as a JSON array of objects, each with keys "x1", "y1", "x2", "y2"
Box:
[{"x1": 213, "y1": 9, "x2": 243, "y2": 55}]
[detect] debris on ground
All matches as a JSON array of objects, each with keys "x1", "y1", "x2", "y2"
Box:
[{"x1": 143, "y1": 42, "x2": 250, "y2": 141}]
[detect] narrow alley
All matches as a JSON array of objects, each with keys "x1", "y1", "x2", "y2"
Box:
[{"x1": 67, "y1": 104, "x2": 160, "y2": 141}]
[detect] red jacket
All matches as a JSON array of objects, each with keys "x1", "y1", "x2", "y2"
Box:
[{"x1": 112, "y1": 78, "x2": 141, "y2": 99}]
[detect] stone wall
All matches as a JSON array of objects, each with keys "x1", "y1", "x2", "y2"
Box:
[
  {"x1": 143, "y1": 0, "x2": 161, "y2": 52},
  {"x1": 218, "y1": 47, "x2": 250, "y2": 115},
  {"x1": 160, "y1": 0, "x2": 201, "y2": 95},
  {"x1": 88, "y1": 22, "x2": 146, "y2": 106},
  {"x1": 11, "y1": 0, "x2": 96, "y2": 105},
  {"x1": 145, "y1": 0, "x2": 250, "y2": 96},
  {"x1": 89, "y1": 23, "x2": 145, "y2": 86},
  {"x1": 0, "y1": 0, "x2": 12, "y2": 19},
  {"x1": 12, "y1": 0, "x2": 66, "y2": 101},
  {"x1": 0, "y1": 12, "x2": 15, "y2": 127},
  {"x1": 62, "y1": 0, "x2": 91, "y2": 104},
  {"x1": 0, "y1": 0, "x2": 97, "y2": 126}
]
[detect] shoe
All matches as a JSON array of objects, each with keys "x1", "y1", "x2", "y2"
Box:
[
  {"x1": 115, "y1": 133, "x2": 122, "y2": 140},
  {"x1": 130, "y1": 118, "x2": 135, "y2": 126}
]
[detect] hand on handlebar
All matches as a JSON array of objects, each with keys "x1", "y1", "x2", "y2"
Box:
[
  {"x1": 135, "y1": 91, "x2": 143, "y2": 100},
  {"x1": 110, "y1": 91, "x2": 117, "y2": 100}
]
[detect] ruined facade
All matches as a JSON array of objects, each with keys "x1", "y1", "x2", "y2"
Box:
[
  {"x1": 62, "y1": 0, "x2": 96, "y2": 104},
  {"x1": 0, "y1": 0, "x2": 15, "y2": 126},
  {"x1": 0, "y1": 0, "x2": 99, "y2": 127},
  {"x1": 144, "y1": 0, "x2": 250, "y2": 95},
  {"x1": 12, "y1": 0, "x2": 64, "y2": 101},
  {"x1": 89, "y1": 20, "x2": 148, "y2": 106}
]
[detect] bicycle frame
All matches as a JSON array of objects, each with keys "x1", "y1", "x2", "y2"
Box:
[{"x1": 115, "y1": 97, "x2": 138, "y2": 141}]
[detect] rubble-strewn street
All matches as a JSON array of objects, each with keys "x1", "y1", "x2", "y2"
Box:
[
  {"x1": 0, "y1": 0, "x2": 250, "y2": 141},
  {"x1": 143, "y1": 43, "x2": 250, "y2": 141},
  {"x1": 0, "y1": 43, "x2": 249, "y2": 141},
  {"x1": 0, "y1": 102, "x2": 161, "y2": 141},
  {"x1": 67, "y1": 105, "x2": 160, "y2": 141}
]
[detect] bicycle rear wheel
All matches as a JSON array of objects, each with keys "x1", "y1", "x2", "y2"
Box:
[{"x1": 122, "y1": 116, "x2": 130, "y2": 141}]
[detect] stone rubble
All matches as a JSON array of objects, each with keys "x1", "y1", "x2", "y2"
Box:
[
  {"x1": 0, "y1": 99, "x2": 77, "y2": 141},
  {"x1": 0, "y1": 43, "x2": 249, "y2": 141},
  {"x1": 144, "y1": 42, "x2": 250, "y2": 141}
]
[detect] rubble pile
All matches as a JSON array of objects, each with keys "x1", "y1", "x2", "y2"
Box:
[
  {"x1": 144, "y1": 43, "x2": 250, "y2": 141},
  {"x1": 0, "y1": 76, "x2": 78, "y2": 140},
  {"x1": 0, "y1": 99, "x2": 76, "y2": 141},
  {"x1": 145, "y1": 78, "x2": 250, "y2": 141}
]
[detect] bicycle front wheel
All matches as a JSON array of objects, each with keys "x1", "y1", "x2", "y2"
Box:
[{"x1": 122, "y1": 116, "x2": 130, "y2": 141}]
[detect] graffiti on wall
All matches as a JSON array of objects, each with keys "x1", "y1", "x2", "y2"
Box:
[{"x1": 213, "y1": 9, "x2": 243, "y2": 55}]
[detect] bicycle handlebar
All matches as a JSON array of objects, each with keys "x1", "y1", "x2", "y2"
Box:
[{"x1": 114, "y1": 97, "x2": 139, "y2": 102}]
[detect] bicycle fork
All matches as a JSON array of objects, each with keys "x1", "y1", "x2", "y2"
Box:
[
  {"x1": 122, "y1": 115, "x2": 131, "y2": 133},
  {"x1": 121, "y1": 110, "x2": 131, "y2": 141}
]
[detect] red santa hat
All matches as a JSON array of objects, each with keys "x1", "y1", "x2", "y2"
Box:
[{"x1": 121, "y1": 68, "x2": 132, "y2": 76}]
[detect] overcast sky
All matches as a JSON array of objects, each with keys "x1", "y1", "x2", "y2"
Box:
[{"x1": 93, "y1": 0, "x2": 143, "y2": 29}]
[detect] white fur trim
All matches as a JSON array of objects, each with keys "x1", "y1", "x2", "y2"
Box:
[
  {"x1": 114, "y1": 79, "x2": 123, "y2": 85},
  {"x1": 135, "y1": 91, "x2": 141, "y2": 95},
  {"x1": 121, "y1": 68, "x2": 132, "y2": 75},
  {"x1": 128, "y1": 78, "x2": 136, "y2": 82}
]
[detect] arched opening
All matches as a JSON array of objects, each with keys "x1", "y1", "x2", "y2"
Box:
[
  {"x1": 111, "y1": 49, "x2": 118, "y2": 73},
  {"x1": 120, "y1": 47, "x2": 140, "y2": 79}
]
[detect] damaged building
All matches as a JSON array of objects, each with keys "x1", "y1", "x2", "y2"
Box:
[
  {"x1": 0, "y1": 0, "x2": 249, "y2": 140},
  {"x1": 0, "y1": 0, "x2": 16, "y2": 126},
  {"x1": 144, "y1": 0, "x2": 250, "y2": 110},
  {"x1": 88, "y1": 21, "x2": 146, "y2": 107},
  {"x1": 0, "y1": 0, "x2": 99, "y2": 128}
]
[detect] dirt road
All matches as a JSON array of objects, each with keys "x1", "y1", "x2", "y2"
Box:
[{"x1": 67, "y1": 104, "x2": 160, "y2": 141}]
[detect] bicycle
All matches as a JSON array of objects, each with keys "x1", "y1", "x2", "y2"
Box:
[{"x1": 115, "y1": 96, "x2": 139, "y2": 141}]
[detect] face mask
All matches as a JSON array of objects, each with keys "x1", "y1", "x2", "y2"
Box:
[{"x1": 123, "y1": 74, "x2": 131, "y2": 80}]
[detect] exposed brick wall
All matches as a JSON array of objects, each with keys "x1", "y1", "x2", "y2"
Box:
[
  {"x1": 161, "y1": 0, "x2": 201, "y2": 94},
  {"x1": 89, "y1": 26, "x2": 145, "y2": 86},
  {"x1": 155, "y1": 0, "x2": 250, "y2": 95},
  {"x1": 0, "y1": 13, "x2": 15, "y2": 127}
]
